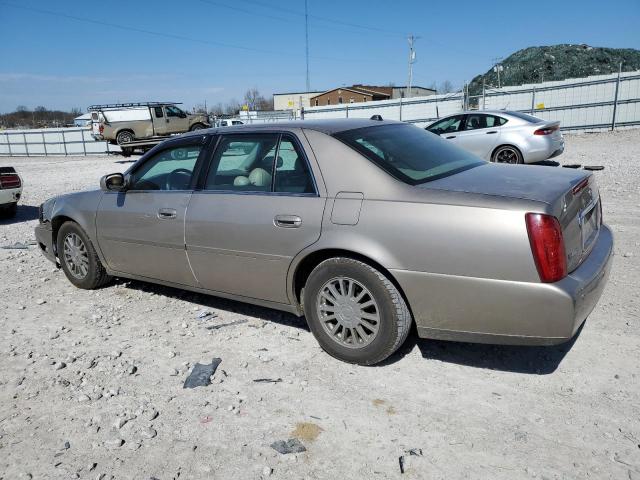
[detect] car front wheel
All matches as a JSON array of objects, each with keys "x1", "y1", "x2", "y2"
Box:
[
  {"x1": 303, "y1": 257, "x2": 412, "y2": 365},
  {"x1": 57, "y1": 222, "x2": 111, "y2": 289}
]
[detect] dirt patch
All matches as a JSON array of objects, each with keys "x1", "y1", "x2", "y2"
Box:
[{"x1": 291, "y1": 422, "x2": 323, "y2": 442}]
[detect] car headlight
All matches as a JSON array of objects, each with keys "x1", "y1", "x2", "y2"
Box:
[{"x1": 39, "y1": 198, "x2": 56, "y2": 224}]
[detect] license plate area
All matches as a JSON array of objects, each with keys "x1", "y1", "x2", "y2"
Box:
[{"x1": 579, "y1": 199, "x2": 599, "y2": 251}]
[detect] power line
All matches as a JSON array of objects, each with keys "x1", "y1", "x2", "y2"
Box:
[{"x1": 0, "y1": 1, "x2": 391, "y2": 65}]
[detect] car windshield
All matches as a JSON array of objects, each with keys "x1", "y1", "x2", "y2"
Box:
[{"x1": 333, "y1": 123, "x2": 485, "y2": 185}]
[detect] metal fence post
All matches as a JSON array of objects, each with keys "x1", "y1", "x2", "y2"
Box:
[
  {"x1": 611, "y1": 62, "x2": 622, "y2": 131},
  {"x1": 42, "y1": 132, "x2": 48, "y2": 156},
  {"x1": 5, "y1": 133, "x2": 12, "y2": 157},
  {"x1": 345, "y1": 104, "x2": 349, "y2": 118},
  {"x1": 81, "y1": 129, "x2": 87, "y2": 155},
  {"x1": 482, "y1": 81, "x2": 486, "y2": 110},
  {"x1": 530, "y1": 86, "x2": 536, "y2": 114},
  {"x1": 61, "y1": 130, "x2": 68, "y2": 155},
  {"x1": 23, "y1": 132, "x2": 29, "y2": 157},
  {"x1": 399, "y1": 96, "x2": 403, "y2": 121}
]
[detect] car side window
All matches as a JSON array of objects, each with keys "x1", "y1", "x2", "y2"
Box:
[
  {"x1": 464, "y1": 114, "x2": 487, "y2": 130},
  {"x1": 154, "y1": 107, "x2": 164, "y2": 118},
  {"x1": 274, "y1": 137, "x2": 315, "y2": 194},
  {"x1": 166, "y1": 106, "x2": 183, "y2": 117},
  {"x1": 205, "y1": 134, "x2": 279, "y2": 192},
  {"x1": 428, "y1": 115, "x2": 464, "y2": 134},
  {"x1": 495, "y1": 115, "x2": 508, "y2": 126},
  {"x1": 129, "y1": 145, "x2": 202, "y2": 191}
]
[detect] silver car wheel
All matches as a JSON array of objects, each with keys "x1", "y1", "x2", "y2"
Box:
[
  {"x1": 316, "y1": 276, "x2": 381, "y2": 349},
  {"x1": 62, "y1": 233, "x2": 89, "y2": 279},
  {"x1": 494, "y1": 147, "x2": 520, "y2": 164}
]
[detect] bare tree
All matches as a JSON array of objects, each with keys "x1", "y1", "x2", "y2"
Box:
[
  {"x1": 224, "y1": 99, "x2": 241, "y2": 115},
  {"x1": 438, "y1": 80, "x2": 455, "y2": 93},
  {"x1": 243, "y1": 88, "x2": 261, "y2": 111},
  {"x1": 16, "y1": 105, "x2": 28, "y2": 112},
  {"x1": 209, "y1": 103, "x2": 224, "y2": 116},
  {"x1": 70, "y1": 107, "x2": 82, "y2": 117}
]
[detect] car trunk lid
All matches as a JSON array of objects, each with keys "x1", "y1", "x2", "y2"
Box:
[{"x1": 423, "y1": 163, "x2": 601, "y2": 272}]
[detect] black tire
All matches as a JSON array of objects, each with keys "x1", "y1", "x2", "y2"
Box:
[
  {"x1": 56, "y1": 221, "x2": 111, "y2": 289},
  {"x1": 189, "y1": 123, "x2": 206, "y2": 131},
  {"x1": 303, "y1": 257, "x2": 412, "y2": 365},
  {"x1": 1, "y1": 202, "x2": 17, "y2": 218},
  {"x1": 492, "y1": 145, "x2": 523, "y2": 164},
  {"x1": 121, "y1": 147, "x2": 134, "y2": 157},
  {"x1": 116, "y1": 130, "x2": 135, "y2": 145}
]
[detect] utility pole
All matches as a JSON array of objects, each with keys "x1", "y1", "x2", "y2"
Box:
[
  {"x1": 406, "y1": 35, "x2": 420, "y2": 98},
  {"x1": 492, "y1": 57, "x2": 503, "y2": 88},
  {"x1": 305, "y1": 0, "x2": 310, "y2": 92}
]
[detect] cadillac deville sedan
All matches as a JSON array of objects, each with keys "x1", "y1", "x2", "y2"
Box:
[{"x1": 35, "y1": 119, "x2": 613, "y2": 365}]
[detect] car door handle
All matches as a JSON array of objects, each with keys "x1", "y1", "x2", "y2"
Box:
[
  {"x1": 446, "y1": 135, "x2": 456, "y2": 139},
  {"x1": 274, "y1": 215, "x2": 302, "y2": 228},
  {"x1": 486, "y1": 131, "x2": 498, "y2": 134},
  {"x1": 157, "y1": 208, "x2": 177, "y2": 219}
]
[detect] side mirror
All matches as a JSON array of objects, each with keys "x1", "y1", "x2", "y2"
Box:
[{"x1": 100, "y1": 172, "x2": 127, "y2": 192}]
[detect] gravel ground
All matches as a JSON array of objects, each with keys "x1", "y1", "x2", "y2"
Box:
[{"x1": 1, "y1": 130, "x2": 639, "y2": 480}]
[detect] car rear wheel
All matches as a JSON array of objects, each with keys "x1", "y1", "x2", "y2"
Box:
[
  {"x1": 189, "y1": 123, "x2": 206, "y2": 131},
  {"x1": 57, "y1": 222, "x2": 111, "y2": 289},
  {"x1": 303, "y1": 257, "x2": 412, "y2": 365},
  {"x1": 116, "y1": 130, "x2": 135, "y2": 145},
  {"x1": 492, "y1": 145, "x2": 523, "y2": 164}
]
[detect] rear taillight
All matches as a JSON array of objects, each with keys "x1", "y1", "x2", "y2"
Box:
[
  {"x1": 533, "y1": 125, "x2": 559, "y2": 135},
  {"x1": 0, "y1": 173, "x2": 21, "y2": 189},
  {"x1": 99, "y1": 124, "x2": 104, "y2": 134},
  {"x1": 525, "y1": 213, "x2": 567, "y2": 283}
]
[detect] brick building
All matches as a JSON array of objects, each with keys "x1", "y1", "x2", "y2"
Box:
[{"x1": 310, "y1": 84, "x2": 435, "y2": 106}]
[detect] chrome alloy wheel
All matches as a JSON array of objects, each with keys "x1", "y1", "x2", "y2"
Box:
[
  {"x1": 62, "y1": 233, "x2": 89, "y2": 279},
  {"x1": 316, "y1": 276, "x2": 381, "y2": 349}
]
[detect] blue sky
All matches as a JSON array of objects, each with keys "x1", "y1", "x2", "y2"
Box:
[{"x1": 0, "y1": 0, "x2": 638, "y2": 112}]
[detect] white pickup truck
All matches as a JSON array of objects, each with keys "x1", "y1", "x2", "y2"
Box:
[{"x1": 90, "y1": 102, "x2": 210, "y2": 155}]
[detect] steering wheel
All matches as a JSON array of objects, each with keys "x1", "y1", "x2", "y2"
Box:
[{"x1": 165, "y1": 168, "x2": 192, "y2": 190}]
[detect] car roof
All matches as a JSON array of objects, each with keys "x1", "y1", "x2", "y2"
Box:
[{"x1": 184, "y1": 118, "x2": 404, "y2": 138}]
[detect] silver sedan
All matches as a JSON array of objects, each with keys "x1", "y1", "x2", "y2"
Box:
[
  {"x1": 35, "y1": 119, "x2": 611, "y2": 365},
  {"x1": 426, "y1": 110, "x2": 565, "y2": 164}
]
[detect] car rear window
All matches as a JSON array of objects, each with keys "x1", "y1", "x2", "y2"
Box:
[
  {"x1": 333, "y1": 124, "x2": 485, "y2": 185},
  {"x1": 507, "y1": 111, "x2": 543, "y2": 123}
]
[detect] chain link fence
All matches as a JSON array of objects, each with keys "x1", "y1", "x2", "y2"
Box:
[
  {"x1": 0, "y1": 127, "x2": 119, "y2": 157},
  {"x1": 304, "y1": 70, "x2": 640, "y2": 131}
]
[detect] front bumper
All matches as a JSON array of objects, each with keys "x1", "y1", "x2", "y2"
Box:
[
  {"x1": 392, "y1": 224, "x2": 614, "y2": 345},
  {"x1": 34, "y1": 223, "x2": 58, "y2": 265}
]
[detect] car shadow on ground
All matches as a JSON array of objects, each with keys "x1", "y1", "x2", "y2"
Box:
[
  {"x1": 0, "y1": 205, "x2": 39, "y2": 226},
  {"x1": 401, "y1": 324, "x2": 582, "y2": 374},
  {"x1": 114, "y1": 278, "x2": 309, "y2": 331},
  {"x1": 113, "y1": 278, "x2": 581, "y2": 373}
]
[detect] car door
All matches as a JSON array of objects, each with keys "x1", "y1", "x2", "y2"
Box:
[
  {"x1": 454, "y1": 113, "x2": 503, "y2": 159},
  {"x1": 165, "y1": 105, "x2": 189, "y2": 133},
  {"x1": 185, "y1": 131, "x2": 325, "y2": 304},
  {"x1": 425, "y1": 114, "x2": 465, "y2": 147},
  {"x1": 96, "y1": 137, "x2": 209, "y2": 286},
  {"x1": 151, "y1": 106, "x2": 168, "y2": 135}
]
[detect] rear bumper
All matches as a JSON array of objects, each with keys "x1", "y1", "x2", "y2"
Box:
[
  {"x1": 34, "y1": 223, "x2": 58, "y2": 265},
  {"x1": 523, "y1": 136, "x2": 565, "y2": 163},
  {"x1": 392, "y1": 224, "x2": 613, "y2": 345},
  {"x1": 0, "y1": 188, "x2": 21, "y2": 206}
]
